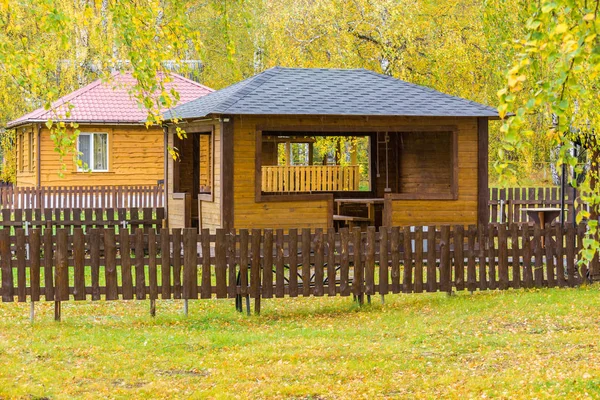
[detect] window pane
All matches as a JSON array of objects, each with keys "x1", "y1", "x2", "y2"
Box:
[
  {"x1": 78, "y1": 135, "x2": 91, "y2": 169},
  {"x1": 93, "y1": 134, "x2": 108, "y2": 170}
]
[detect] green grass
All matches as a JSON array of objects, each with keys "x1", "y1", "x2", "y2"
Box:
[{"x1": 1, "y1": 286, "x2": 600, "y2": 399}]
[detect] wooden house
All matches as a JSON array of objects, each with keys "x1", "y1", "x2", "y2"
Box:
[
  {"x1": 7, "y1": 72, "x2": 213, "y2": 187},
  {"x1": 163, "y1": 67, "x2": 498, "y2": 230}
]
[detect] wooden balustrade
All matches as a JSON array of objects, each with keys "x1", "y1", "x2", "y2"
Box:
[{"x1": 261, "y1": 165, "x2": 360, "y2": 192}]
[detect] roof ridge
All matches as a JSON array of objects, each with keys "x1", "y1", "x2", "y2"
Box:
[
  {"x1": 360, "y1": 68, "x2": 496, "y2": 113},
  {"x1": 216, "y1": 67, "x2": 281, "y2": 114},
  {"x1": 167, "y1": 72, "x2": 215, "y2": 93}
]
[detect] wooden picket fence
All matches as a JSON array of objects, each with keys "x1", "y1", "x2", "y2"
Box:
[
  {"x1": 489, "y1": 186, "x2": 580, "y2": 224},
  {"x1": 0, "y1": 185, "x2": 164, "y2": 210},
  {"x1": 0, "y1": 223, "x2": 593, "y2": 318},
  {"x1": 0, "y1": 207, "x2": 165, "y2": 233}
]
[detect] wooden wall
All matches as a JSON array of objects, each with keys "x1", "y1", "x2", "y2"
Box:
[
  {"x1": 30, "y1": 125, "x2": 164, "y2": 186},
  {"x1": 390, "y1": 118, "x2": 478, "y2": 226},
  {"x1": 233, "y1": 115, "x2": 481, "y2": 229},
  {"x1": 15, "y1": 125, "x2": 37, "y2": 187},
  {"x1": 398, "y1": 131, "x2": 452, "y2": 194}
]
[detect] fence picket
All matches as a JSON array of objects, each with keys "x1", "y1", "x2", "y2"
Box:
[
  {"x1": 29, "y1": 229, "x2": 41, "y2": 302},
  {"x1": 55, "y1": 229, "x2": 69, "y2": 301},
  {"x1": 402, "y1": 227, "x2": 412, "y2": 293},
  {"x1": 351, "y1": 227, "x2": 363, "y2": 300},
  {"x1": 275, "y1": 229, "x2": 285, "y2": 298},
  {"x1": 453, "y1": 225, "x2": 465, "y2": 291},
  {"x1": 215, "y1": 229, "x2": 227, "y2": 299},
  {"x1": 379, "y1": 227, "x2": 389, "y2": 296},
  {"x1": 104, "y1": 229, "x2": 119, "y2": 300},
  {"x1": 239, "y1": 229, "x2": 249, "y2": 299},
  {"x1": 533, "y1": 225, "x2": 544, "y2": 287},
  {"x1": 545, "y1": 227, "x2": 556, "y2": 287},
  {"x1": 289, "y1": 229, "x2": 299, "y2": 297},
  {"x1": 327, "y1": 230, "x2": 336, "y2": 296},
  {"x1": 522, "y1": 224, "x2": 533, "y2": 288},
  {"x1": 197, "y1": 229, "x2": 210, "y2": 299},
  {"x1": 73, "y1": 228, "x2": 86, "y2": 300},
  {"x1": 172, "y1": 229, "x2": 182, "y2": 299},
  {"x1": 302, "y1": 228, "x2": 311, "y2": 297},
  {"x1": 148, "y1": 229, "x2": 158, "y2": 302},
  {"x1": 466, "y1": 225, "x2": 477, "y2": 292},
  {"x1": 0, "y1": 222, "x2": 589, "y2": 307},
  {"x1": 440, "y1": 226, "x2": 451, "y2": 294},
  {"x1": 250, "y1": 229, "x2": 261, "y2": 299},
  {"x1": 498, "y1": 224, "x2": 509, "y2": 290},
  {"x1": 314, "y1": 229, "x2": 325, "y2": 297},
  {"x1": 426, "y1": 226, "x2": 436, "y2": 292},
  {"x1": 339, "y1": 228, "x2": 350, "y2": 296},
  {"x1": 228, "y1": 229, "x2": 237, "y2": 299},
  {"x1": 511, "y1": 224, "x2": 520, "y2": 289},
  {"x1": 43, "y1": 225, "x2": 54, "y2": 301},
  {"x1": 16, "y1": 229, "x2": 26, "y2": 302},
  {"x1": 183, "y1": 228, "x2": 197, "y2": 300},
  {"x1": 365, "y1": 227, "x2": 376, "y2": 296},
  {"x1": 263, "y1": 229, "x2": 274, "y2": 299}
]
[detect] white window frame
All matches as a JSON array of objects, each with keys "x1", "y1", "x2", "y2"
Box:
[{"x1": 77, "y1": 132, "x2": 109, "y2": 172}]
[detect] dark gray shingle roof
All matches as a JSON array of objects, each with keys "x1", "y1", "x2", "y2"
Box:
[{"x1": 164, "y1": 67, "x2": 498, "y2": 120}]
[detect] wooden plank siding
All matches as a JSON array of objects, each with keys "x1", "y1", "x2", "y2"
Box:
[
  {"x1": 390, "y1": 118, "x2": 479, "y2": 226},
  {"x1": 14, "y1": 125, "x2": 37, "y2": 187},
  {"x1": 39, "y1": 126, "x2": 164, "y2": 186},
  {"x1": 14, "y1": 124, "x2": 165, "y2": 187}
]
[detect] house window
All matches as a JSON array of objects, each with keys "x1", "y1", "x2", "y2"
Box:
[{"x1": 78, "y1": 133, "x2": 108, "y2": 172}]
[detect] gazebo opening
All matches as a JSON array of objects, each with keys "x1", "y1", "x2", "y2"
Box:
[{"x1": 260, "y1": 133, "x2": 370, "y2": 194}]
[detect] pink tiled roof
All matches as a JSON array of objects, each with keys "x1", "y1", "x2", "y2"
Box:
[{"x1": 7, "y1": 72, "x2": 213, "y2": 128}]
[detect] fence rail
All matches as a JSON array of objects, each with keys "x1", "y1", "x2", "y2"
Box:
[
  {"x1": 0, "y1": 224, "x2": 595, "y2": 312},
  {"x1": 0, "y1": 185, "x2": 164, "y2": 210},
  {"x1": 262, "y1": 165, "x2": 360, "y2": 192}
]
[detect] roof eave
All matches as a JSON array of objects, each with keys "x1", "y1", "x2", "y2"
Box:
[{"x1": 6, "y1": 119, "x2": 155, "y2": 129}]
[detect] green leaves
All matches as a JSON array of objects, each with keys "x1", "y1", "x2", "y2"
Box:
[{"x1": 499, "y1": 0, "x2": 600, "y2": 264}]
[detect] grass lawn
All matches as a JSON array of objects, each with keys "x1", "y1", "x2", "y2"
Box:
[{"x1": 1, "y1": 286, "x2": 599, "y2": 399}]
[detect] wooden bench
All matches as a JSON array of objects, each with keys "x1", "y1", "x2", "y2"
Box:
[{"x1": 333, "y1": 215, "x2": 371, "y2": 230}]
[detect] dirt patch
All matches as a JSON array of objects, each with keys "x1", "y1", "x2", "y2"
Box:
[{"x1": 155, "y1": 368, "x2": 211, "y2": 377}]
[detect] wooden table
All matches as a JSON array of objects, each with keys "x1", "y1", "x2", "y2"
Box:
[
  {"x1": 525, "y1": 207, "x2": 562, "y2": 247},
  {"x1": 334, "y1": 198, "x2": 385, "y2": 226}
]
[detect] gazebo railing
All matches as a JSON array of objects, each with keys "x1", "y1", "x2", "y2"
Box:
[{"x1": 261, "y1": 165, "x2": 360, "y2": 193}]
